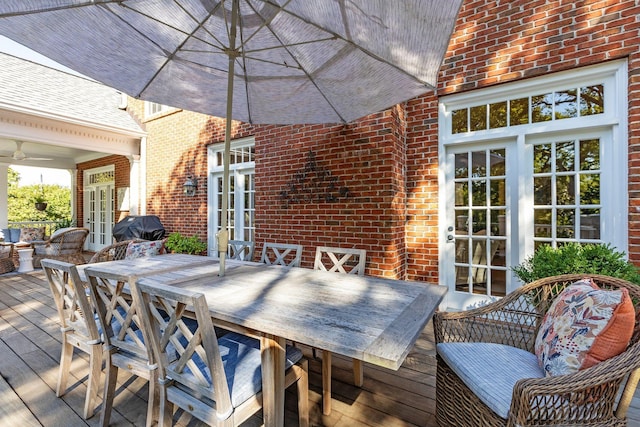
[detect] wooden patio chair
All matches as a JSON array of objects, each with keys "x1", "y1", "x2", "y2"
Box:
[
  {"x1": 32, "y1": 227, "x2": 89, "y2": 267},
  {"x1": 313, "y1": 246, "x2": 367, "y2": 415},
  {"x1": 434, "y1": 274, "x2": 640, "y2": 426},
  {"x1": 131, "y1": 281, "x2": 309, "y2": 426},
  {"x1": 227, "y1": 239, "x2": 255, "y2": 261},
  {"x1": 41, "y1": 259, "x2": 102, "y2": 419},
  {"x1": 86, "y1": 272, "x2": 158, "y2": 427},
  {"x1": 260, "y1": 242, "x2": 303, "y2": 267}
]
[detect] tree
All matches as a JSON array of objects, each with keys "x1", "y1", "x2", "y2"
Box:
[{"x1": 7, "y1": 167, "x2": 71, "y2": 224}]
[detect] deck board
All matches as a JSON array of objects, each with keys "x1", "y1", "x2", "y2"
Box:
[{"x1": 0, "y1": 269, "x2": 638, "y2": 426}]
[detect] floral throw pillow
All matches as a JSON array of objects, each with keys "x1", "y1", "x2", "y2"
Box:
[
  {"x1": 124, "y1": 240, "x2": 164, "y2": 260},
  {"x1": 534, "y1": 278, "x2": 635, "y2": 376},
  {"x1": 19, "y1": 227, "x2": 45, "y2": 242}
]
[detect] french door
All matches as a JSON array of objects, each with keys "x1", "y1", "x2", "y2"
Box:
[
  {"x1": 443, "y1": 143, "x2": 513, "y2": 310},
  {"x1": 210, "y1": 168, "x2": 255, "y2": 257},
  {"x1": 84, "y1": 167, "x2": 114, "y2": 252}
]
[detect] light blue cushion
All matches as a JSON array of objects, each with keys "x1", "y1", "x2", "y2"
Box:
[
  {"x1": 9, "y1": 229, "x2": 20, "y2": 243},
  {"x1": 0, "y1": 229, "x2": 9, "y2": 242},
  {"x1": 181, "y1": 331, "x2": 303, "y2": 407},
  {"x1": 437, "y1": 342, "x2": 544, "y2": 419}
]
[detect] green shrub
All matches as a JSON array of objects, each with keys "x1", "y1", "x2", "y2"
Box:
[
  {"x1": 512, "y1": 243, "x2": 640, "y2": 285},
  {"x1": 164, "y1": 232, "x2": 207, "y2": 255}
]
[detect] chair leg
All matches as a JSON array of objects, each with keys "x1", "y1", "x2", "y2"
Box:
[
  {"x1": 146, "y1": 373, "x2": 160, "y2": 427},
  {"x1": 158, "y1": 382, "x2": 172, "y2": 427},
  {"x1": 352, "y1": 359, "x2": 364, "y2": 387},
  {"x1": 83, "y1": 345, "x2": 103, "y2": 419},
  {"x1": 56, "y1": 338, "x2": 74, "y2": 397},
  {"x1": 322, "y1": 350, "x2": 332, "y2": 416},
  {"x1": 100, "y1": 358, "x2": 119, "y2": 427}
]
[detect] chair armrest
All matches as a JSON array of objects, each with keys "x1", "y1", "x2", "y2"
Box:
[{"x1": 508, "y1": 342, "x2": 640, "y2": 424}]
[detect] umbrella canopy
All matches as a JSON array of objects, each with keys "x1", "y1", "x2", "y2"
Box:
[{"x1": 0, "y1": 0, "x2": 463, "y2": 273}]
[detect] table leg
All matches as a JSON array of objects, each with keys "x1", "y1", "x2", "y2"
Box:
[
  {"x1": 322, "y1": 350, "x2": 332, "y2": 415},
  {"x1": 261, "y1": 334, "x2": 286, "y2": 427}
]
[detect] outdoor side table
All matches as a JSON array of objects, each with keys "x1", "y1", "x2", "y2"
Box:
[{"x1": 17, "y1": 247, "x2": 34, "y2": 273}]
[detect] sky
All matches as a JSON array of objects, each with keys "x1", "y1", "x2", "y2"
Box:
[
  {"x1": 12, "y1": 165, "x2": 71, "y2": 188},
  {"x1": 1, "y1": 36, "x2": 81, "y2": 188}
]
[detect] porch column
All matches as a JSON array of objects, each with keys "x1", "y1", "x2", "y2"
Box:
[
  {"x1": 0, "y1": 165, "x2": 7, "y2": 228},
  {"x1": 69, "y1": 168, "x2": 77, "y2": 225},
  {"x1": 129, "y1": 153, "x2": 141, "y2": 215}
]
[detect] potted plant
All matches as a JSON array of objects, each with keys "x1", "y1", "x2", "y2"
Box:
[
  {"x1": 33, "y1": 194, "x2": 47, "y2": 211},
  {"x1": 164, "y1": 232, "x2": 207, "y2": 255}
]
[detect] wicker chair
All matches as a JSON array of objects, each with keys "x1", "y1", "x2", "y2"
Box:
[
  {"x1": 32, "y1": 227, "x2": 89, "y2": 268},
  {"x1": 434, "y1": 274, "x2": 640, "y2": 427},
  {"x1": 0, "y1": 243, "x2": 15, "y2": 273},
  {"x1": 87, "y1": 238, "x2": 145, "y2": 264}
]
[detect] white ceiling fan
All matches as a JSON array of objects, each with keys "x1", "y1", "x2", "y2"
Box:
[{"x1": 0, "y1": 141, "x2": 53, "y2": 161}]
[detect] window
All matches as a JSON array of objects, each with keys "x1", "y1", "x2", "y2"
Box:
[
  {"x1": 451, "y1": 85, "x2": 604, "y2": 134},
  {"x1": 145, "y1": 101, "x2": 170, "y2": 117}
]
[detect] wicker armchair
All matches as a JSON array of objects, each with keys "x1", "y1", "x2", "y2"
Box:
[
  {"x1": 0, "y1": 243, "x2": 14, "y2": 273},
  {"x1": 434, "y1": 274, "x2": 640, "y2": 427},
  {"x1": 88, "y1": 238, "x2": 168, "y2": 264},
  {"x1": 87, "y1": 239, "x2": 143, "y2": 264},
  {"x1": 32, "y1": 227, "x2": 89, "y2": 268}
]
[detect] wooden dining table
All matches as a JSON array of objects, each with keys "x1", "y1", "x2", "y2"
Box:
[{"x1": 84, "y1": 254, "x2": 446, "y2": 427}]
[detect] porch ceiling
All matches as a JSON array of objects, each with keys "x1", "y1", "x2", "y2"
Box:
[{"x1": 0, "y1": 138, "x2": 99, "y2": 169}]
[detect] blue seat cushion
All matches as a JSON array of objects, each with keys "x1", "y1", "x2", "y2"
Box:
[
  {"x1": 437, "y1": 342, "x2": 544, "y2": 419},
  {"x1": 178, "y1": 331, "x2": 303, "y2": 408}
]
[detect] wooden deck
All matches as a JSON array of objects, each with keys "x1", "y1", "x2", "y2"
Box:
[{"x1": 0, "y1": 269, "x2": 638, "y2": 427}]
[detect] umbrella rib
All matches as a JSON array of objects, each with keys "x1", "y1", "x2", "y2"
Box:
[
  {"x1": 106, "y1": 1, "x2": 228, "y2": 97},
  {"x1": 260, "y1": 0, "x2": 436, "y2": 89}
]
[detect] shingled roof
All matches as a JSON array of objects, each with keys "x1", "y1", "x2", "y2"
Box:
[{"x1": 0, "y1": 52, "x2": 143, "y2": 133}]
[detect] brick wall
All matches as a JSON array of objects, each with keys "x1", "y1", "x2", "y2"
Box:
[{"x1": 254, "y1": 106, "x2": 407, "y2": 276}]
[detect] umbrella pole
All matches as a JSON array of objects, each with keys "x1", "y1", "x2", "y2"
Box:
[{"x1": 218, "y1": 0, "x2": 239, "y2": 276}]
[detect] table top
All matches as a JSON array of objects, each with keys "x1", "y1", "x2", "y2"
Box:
[{"x1": 85, "y1": 254, "x2": 446, "y2": 370}]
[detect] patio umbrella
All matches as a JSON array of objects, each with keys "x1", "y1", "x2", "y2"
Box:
[{"x1": 0, "y1": 0, "x2": 463, "y2": 274}]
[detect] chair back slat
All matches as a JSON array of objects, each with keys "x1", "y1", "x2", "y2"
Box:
[
  {"x1": 228, "y1": 240, "x2": 255, "y2": 261},
  {"x1": 260, "y1": 242, "x2": 303, "y2": 267},
  {"x1": 314, "y1": 246, "x2": 366, "y2": 275}
]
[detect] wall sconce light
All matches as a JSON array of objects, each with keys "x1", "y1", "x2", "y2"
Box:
[{"x1": 183, "y1": 175, "x2": 198, "y2": 196}]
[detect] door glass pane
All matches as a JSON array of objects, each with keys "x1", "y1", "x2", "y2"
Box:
[
  {"x1": 580, "y1": 139, "x2": 600, "y2": 170},
  {"x1": 556, "y1": 141, "x2": 575, "y2": 172},
  {"x1": 534, "y1": 143, "x2": 552, "y2": 173},
  {"x1": 556, "y1": 175, "x2": 575, "y2": 205}
]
